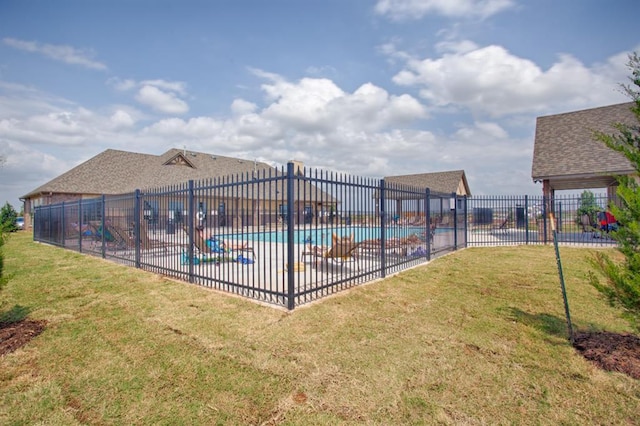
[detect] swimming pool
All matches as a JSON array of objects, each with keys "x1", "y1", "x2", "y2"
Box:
[{"x1": 222, "y1": 226, "x2": 432, "y2": 244}]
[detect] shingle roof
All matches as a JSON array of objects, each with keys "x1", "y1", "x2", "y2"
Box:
[
  {"x1": 23, "y1": 148, "x2": 338, "y2": 203},
  {"x1": 384, "y1": 170, "x2": 471, "y2": 196},
  {"x1": 531, "y1": 102, "x2": 636, "y2": 189},
  {"x1": 22, "y1": 148, "x2": 278, "y2": 199}
]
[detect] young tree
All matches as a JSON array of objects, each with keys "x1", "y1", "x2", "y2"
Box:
[
  {"x1": 0, "y1": 202, "x2": 19, "y2": 233},
  {"x1": 576, "y1": 190, "x2": 600, "y2": 225},
  {"x1": 589, "y1": 52, "x2": 640, "y2": 327}
]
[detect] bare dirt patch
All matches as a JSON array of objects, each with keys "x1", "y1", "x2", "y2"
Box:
[
  {"x1": 0, "y1": 319, "x2": 47, "y2": 356},
  {"x1": 573, "y1": 331, "x2": 640, "y2": 380}
]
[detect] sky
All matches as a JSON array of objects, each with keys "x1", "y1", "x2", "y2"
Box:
[{"x1": 0, "y1": 0, "x2": 638, "y2": 211}]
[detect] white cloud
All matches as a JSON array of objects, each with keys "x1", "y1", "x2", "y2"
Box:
[
  {"x1": 107, "y1": 78, "x2": 190, "y2": 115},
  {"x1": 261, "y1": 77, "x2": 346, "y2": 131},
  {"x1": 230, "y1": 98, "x2": 257, "y2": 115},
  {"x1": 374, "y1": 0, "x2": 515, "y2": 20},
  {"x1": 107, "y1": 77, "x2": 137, "y2": 91},
  {"x1": 139, "y1": 79, "x2": 187, "y2": 95},
  {"x1": 3, "y1": 38, "x2": 107, "y2": 70},
  {"x1": 135, "y1": 85, "x2": 189, "y2": 115},
  {"x1": 259, "y1": 77, "x2": 426, "y2": 133},
  {"x1": 0, "y1": 111, "x2": 90, "y2": 146},
  {"x1": 109, "y1": 110, "x2": 135, "y2": 129},
  {"x1": 392, "y1": 43, "x2": 631, "y2": 117}
]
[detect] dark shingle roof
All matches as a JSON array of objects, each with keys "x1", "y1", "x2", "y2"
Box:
[
  {"x1": 384, "y1": 170, "x2": 471, "y2": 196},
  {"x1": 532, "y1": 102, "x2": 636, "y2": 189}
]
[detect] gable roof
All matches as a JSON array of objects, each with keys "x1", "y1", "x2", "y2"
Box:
[
  {"x1": 531, "y1": 102, "x2": 636, "y2": 190},
  {"x1": 384, "y1": 170, "x2": 471, "y2": 196},
  {"x1": 22, "y1": 148, "x2": 277, "y2": 199}
]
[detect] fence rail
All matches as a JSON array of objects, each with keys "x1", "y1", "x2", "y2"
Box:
[{"x1": 32, "y1": 165, "x2": 616, "y2": 309}]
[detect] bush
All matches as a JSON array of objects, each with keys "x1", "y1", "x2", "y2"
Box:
[{"x1": 589, "y1": 52, "x2": 640, "y2": 328}]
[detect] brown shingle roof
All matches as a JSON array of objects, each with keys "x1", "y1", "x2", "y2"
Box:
[
  {"x1": 532, "y1": 102, "x2": 636, "y2": 189},
  {"x1": 22, "y1": 148, "x2": 337, "y2": 203},
  {"x1": 384, "y1": 170, "x2": 471, "y2": 196},
  {"x1": 22, "y1": 148, "x2": 278, "y2": 198}
]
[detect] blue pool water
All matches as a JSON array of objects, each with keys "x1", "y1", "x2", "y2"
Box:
[{"x1": 223, "y1": 226, "x2": 434, "y2": 244}]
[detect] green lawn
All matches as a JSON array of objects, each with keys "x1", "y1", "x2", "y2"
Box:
[{"x1": 1, "y1": 231, "x2": 638, "y2": 424}]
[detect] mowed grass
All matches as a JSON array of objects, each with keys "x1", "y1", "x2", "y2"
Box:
[{"x1": 1, "y1": 231, "x2": 639, "y2": 425}]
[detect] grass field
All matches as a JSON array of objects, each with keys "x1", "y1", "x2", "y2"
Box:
[{"x1": 1, "y1": 231, "x2": 639, "y2": 424}]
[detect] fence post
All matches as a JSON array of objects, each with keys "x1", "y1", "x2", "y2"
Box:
[
  {"x1": 463, "y1": 195, "x2": 468, "y2": 248},
  {"x1": 61, "y1": 202, "x2": 65, "y2": 247},
  {"x1": 134, "y1": 189, "x2": 141, "y2": 268},
  {"x1": 78, "y1": 199, "x2": 83, "y2": 253},
  {"x1": 188, "y1": 180, "x2": 195, "y2": 283},
  {"x1": 543, "y1": 195, "x2": 548, "y2": 244},
  {"x1": 286, "y1": 162, "x2": 296, "y2": 310},
  {"x1": 452, "y1": 192, "x2": 458, "y2": 251},
  {"x1": 425, "y1": 188, "x2": 431, "y2": 260},
  {"x1": 380, "y1": 179, "x2": 386, "y2": 278},
  {"x1": 524, "y1": 195, "x2": 529, "y2": 244},
  {"x1": 100, "y1": 194, "x2": 106, "y2": 258}
]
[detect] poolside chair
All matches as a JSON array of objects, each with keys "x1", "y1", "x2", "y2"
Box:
[
  {"x1": 137, "y1": 222, "x2": 171, "y2": 253},
  {"x1": 439, "y1": 215, "x2": 451, "y2": 227},
  {"x1": 358, "y1": 237, "x2": 405, "y2": 255},
  {"x1": 491, "y1": 217, "x2": 509, "y2": 234},
  {"x1": 304, "y1": 233, "x2": 360, "y2": 270},
  {"x1": 191, "y1": 226, "x2": 255, "y2": 261}
]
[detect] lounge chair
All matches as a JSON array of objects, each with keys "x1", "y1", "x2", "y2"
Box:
[
  {"x1": 137, "y1": 222, "x2": 172, "y2": 253},
  {"x1": 304, "y1": 233, "x2": 360, "y2": 269},
  {"x1": 191, "y1": 226, "x2": 255, "y2": 261},
  {"x1": 358, "y1": 237, "x2": 405, "y2": 254},
  {"x1": 439, "y1": 215, "x2": 451, "y2": 228},
  {"x1": 491, "y1": 217, "x2": 509, "y2": 234}
]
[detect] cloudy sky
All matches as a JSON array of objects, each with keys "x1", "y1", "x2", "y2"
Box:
[{"x1": 0, "y1": 0, "x2": 638, "y2": 210}]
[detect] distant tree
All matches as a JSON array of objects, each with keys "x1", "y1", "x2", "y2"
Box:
[
  {"x1": 0, "y1": 202, "x2": 19, "y2": 232},
  {"x1": 589, "y1": 52, "x2": 640, "y2": 327},
  {"x1": 576, "y1": 190, "x2": 600, "y2": 224}
]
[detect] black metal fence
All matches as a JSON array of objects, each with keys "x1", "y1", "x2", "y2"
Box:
[
  {"x1": 32, "y1": 164, "x2": 618, "y2": 309},
  {"x1": 33, "y1": 163, "x2": 466, "y2": 310},
  {"x1": 466, "y1": 194, "x2": 618, "y2": 247}
]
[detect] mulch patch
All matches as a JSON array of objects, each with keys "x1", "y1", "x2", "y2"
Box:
[
  {"x1": 573, "y1": 330, "x2": 640, "y2": 380},
  {"x1": 0, "y1": 319, "x2": 47, "y2": 356}
]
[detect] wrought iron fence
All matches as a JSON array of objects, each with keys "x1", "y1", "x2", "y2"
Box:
[
  {"x1": 466, "y1": 194, "x2": 618, "y2": 247},
  {"x1": 33, "y1": 163, "x2": 465, "y2": 310},
  {"x1": 32, "y1": 165, "x2": 619, "y2": 309}
]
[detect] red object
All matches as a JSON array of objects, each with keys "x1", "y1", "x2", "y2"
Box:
[{"x1": 605, "y1": 211, "x2": 616, "y2": 225}]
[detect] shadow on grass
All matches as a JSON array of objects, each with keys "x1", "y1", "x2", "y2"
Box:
[
  {"x1": 0, "y1": 304, "x2": 31, "y2": 326},
  {"x1": 504, "y1": 307, "x2": 569, "y2": 339}
]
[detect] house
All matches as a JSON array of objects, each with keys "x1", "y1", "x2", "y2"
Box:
[
  {"x1": 532, "y1": 102, "x2": 636, "y2": 199},
  {"x1": 384, "y1": 170, "x2": 471, "y2": 196},
  {"x1": 21, "y1": 148, "x2": 335, "y2": 229},
  {"x1": 381, "y1": 170, "x2": 471, "y2": 222}
]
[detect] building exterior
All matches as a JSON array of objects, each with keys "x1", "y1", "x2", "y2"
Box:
[
  {"x1": 532, "y1": 102, "x2": 636, "y2": 199},
  {"x1": 384, "y1": 170, "x2": 471, "y2": 196},
  {"x1": 20, "y1": 148, "x2": 334, "y2": 230},
  {"x1": 380, "y1": 170, "x2": 471, "y2": 223}
]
